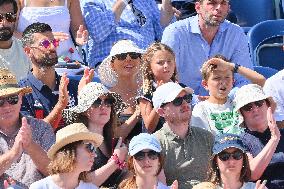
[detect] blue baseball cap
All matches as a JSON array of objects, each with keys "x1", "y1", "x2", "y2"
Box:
[
  {"x1": 212, "y1": 133, "x2": 245, "y2": 155},
  {"x1": 129, "y1": 133, "x2": 162, "y2": 156}
]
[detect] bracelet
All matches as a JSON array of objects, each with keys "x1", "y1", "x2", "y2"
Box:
[
  {"x1": 233, "y1": 63, "x2": 241, "y2": 73},
  {"x1": 109, "y1": 153, "x2": 126, "y2": 170}
]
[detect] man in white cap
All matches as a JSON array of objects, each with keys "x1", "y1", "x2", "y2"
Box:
[
  {"x1": 152, "y1": 82, "x2": 214, "y2": 189},
  {"x1": 0, "y1": 68, "x2": 55, "y2": 188}
]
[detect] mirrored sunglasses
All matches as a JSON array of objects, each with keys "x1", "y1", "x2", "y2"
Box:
[
  {"x1": 83, "y1": 143, "x2": 96, "y2": 154},
  {"x1": 0, "y1": 95, "x2": 19, "y2": 107},
  {"x1": 218, "y1": 150, "x2": 243, "y2": 161},
  {"x1": 133, "y1": 150, "x2": 160, "y2": 161},
  {"x1": 40, "y1": 39, "x2": 60, "y2": 49},
  {"x1": 0, "y1": 12, "x2": 16, "y2": 23},
  {"x1": 162, "y1": 94, "x2": 192, "y2": 107},
  {"x1": 114, "y1": 52, "x2": 141, "y2": 61},
  {"x1": 92, "y1": 97, "x2": 115, "y2": 108},
  {"x1": 241, "y1": 100, "x2": 265, "y2": 112}
]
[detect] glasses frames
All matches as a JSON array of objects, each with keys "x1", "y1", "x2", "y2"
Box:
[
  {"x1": 113, "y1": 52, "x2": 141, "y2": 61},
  {"x1": 0, "y1": 95, "x2": 19, "y2": 107},
  {"x1": 0, "y1": 12, "x2": 17, "y2": 23},
  {"x1": 83, "y1": 143, "x2": 96, "y2": 154},
  {"x1": 39, "y1": 39, "x2": 60, "y2": 49},
  {"x1": 241, "y1": 100, "x2": 266, "y2": 112},
  {"x1": 162, "y1": 94, "x2": 192, "y2": 107},
  {"x1": 218, "y1": 150, "x2": 243, "y2": 161},
  {"x1": 92, "y1": 97, "x2": 115, "y2": 108},
  {"x1": 133, "y1": 150, "x2": 160, "y2": 161}
]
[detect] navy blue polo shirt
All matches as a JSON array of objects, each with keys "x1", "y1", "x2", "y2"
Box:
[
  {"x1": 19, "y1": 71, "x2": 79, "y2": 119},
  {"x1": 241, "y1": 128, "x2": 284, "y2": 189}
]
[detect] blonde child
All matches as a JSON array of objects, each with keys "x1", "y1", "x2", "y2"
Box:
[{"x1": 191, "y1": 55, "x2": 266, "y2": 135}]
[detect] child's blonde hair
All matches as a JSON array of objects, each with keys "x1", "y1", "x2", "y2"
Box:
[
  {"x1": 201, "y1": 54, "x2": 232, "y2": 81},
  {"x1": 141, "y1": 42, "x2": 178, "y2": 95}
]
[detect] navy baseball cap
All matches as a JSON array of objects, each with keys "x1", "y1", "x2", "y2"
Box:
[{"x1": 213, "y1": 133, "x2": 245, "y2": 155}]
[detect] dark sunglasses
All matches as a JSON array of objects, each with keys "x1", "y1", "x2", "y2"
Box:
[
  {"x1": 0, "y1": 95, "x2": 19, "y2": 107},
  {"x1": 0, "y1": 12, "x2": 17, "y2": 23},
  {"x1": 83, "y1": 143, "x2": 96, "y2": 154},
  {"x1": 133, "y1": 150, "x2": 160, "y2": 161},
  {"x1": 218, "y1": 150, "x2": 243, "y2": 161},
  {"x1": 163, "y1": 94, "x2": 192, "y2": 107},
  {"x1": 114, "y1": 52, "x2": 141, "y2": 61},
  {"x1": 241, "y1": 100, "x2": 265, "y2": 112},
  {"x1": 40, "y1": 39, "x2": 60, "y2": 49},
  {"x1": 92, "y1": 97, "x2": 115, "y2": 108}
]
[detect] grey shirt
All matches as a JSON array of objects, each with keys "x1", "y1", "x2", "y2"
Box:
[
  {"x1": 0, "y1": 116, "x2": 55, "y2": 188},
  {"x1": 154, "y1": 123, "x2": 214, "y2": 189}
]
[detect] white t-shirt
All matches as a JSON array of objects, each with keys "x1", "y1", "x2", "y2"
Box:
[
  {"x1": 191, "y1": 99, "x2": 242, "y2": 135},
  {"x1": 216, "y1": 182, "x2": 256, "y2": 189},
  {"x1": 0, "y1": 37, "x2": 31, "y2": 81},
  {"x1": 263, "y1": 69, "x2": 284, "y2": 121},
  {"x1": 29, "y1": 176, "x2": 99, "y2": 189}
]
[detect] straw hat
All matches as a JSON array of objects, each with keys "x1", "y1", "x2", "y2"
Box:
[
  {"x1": 69, "y1": 82, "x2": 127, "y2": 114},
  {"x1": 0, "y1": 68, "x2": 32, "y2": 97},
  {"x1": 98, "y1": 40, "x2": 145, "y2": 87},
  {"x1": 47, "y1": 123, "x2": 103, "y2": 159}
]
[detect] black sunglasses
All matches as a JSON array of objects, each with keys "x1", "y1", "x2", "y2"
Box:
[
  {"x1": 113, "y1": 52, "x2": 141, "y2": 61},
  {"x1": 133, "y1": 150, "x2": 160, "y2": 161},
  {"x1": 162, "y1": 94, "x2": 192, "y2": 107},
  {"x1": 241, "y1": 100, "x2": 265, "y2": 112},
  {"x1": 218, "y1": 150, "x2": 243, "y2": 161},
  {"x1": 92, "y1": 97, "x2": 115, "y2": 108},
  {"x1": 83, "y1": 143, "x2": 96, "y2": 154},
  {"x1": 0, "y1": 12, "x2": 17, "y2": 23},
  {"x1": 0, "y1": 95, "x2": 19, "y2": 107}
]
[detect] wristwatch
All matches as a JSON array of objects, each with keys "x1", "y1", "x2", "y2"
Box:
[{"x1": 233, "y1": 63, "x2": 241, "y2": 73}]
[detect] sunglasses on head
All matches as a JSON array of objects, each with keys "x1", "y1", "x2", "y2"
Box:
[
  {"x1": 0, "y1": 95, "x2": 19, "y2": 107},
  {"x1": 92, "y1": 97, "x2": 115, "y2": 108},
  {"x1": 218, "y1": 150, "x2": 243, "y2": 161},
  {"x1": 83, "y1": 142, "x2": 96, "y2": 154},
  {"x1": 113, "y1": 52, "x2": 141, "y2": 61},
  {"x1": 162, "y1": 94, "x2": 192, "y2": 107},
  {"x1": 0, "y1": 12, "x2": 17, "y2": 23},
  {"x1": 39, "y1": 39, "x2": 60, "y2": 49},
  {"x1": 241, "y1": 100, "x2": 265, "y2": 112},
  {"x1": 133, "y1": 150, "x2": 160, "y2": 161}
]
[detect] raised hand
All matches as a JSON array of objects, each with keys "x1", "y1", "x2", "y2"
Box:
[
  {"x1": 267, "y1": 107, "x2": 281, "y2": 141},
  {"x1": 78, "y1": 68, "x2": 95, "y2": 93},
  {"x1": 76, "y1": 25, "x2": 88, "y2": 46},
  {"x1": 113, "y1": 137, "x2": 128, "y2": 162},
  {"x1": 204, "y1": 57, "x2": 234, "y2": 72},
  {"x1": 20, "y1": 117, "x2": 33, "y2": 150},
  {"x1": 255, "y1": 180, "x2": 267, "y2": 189},
  {"x1": 52, "y1": 31, "x2": 69, "y2": 42},
  {"x1": 58, "y1": 73, "x2": 70, "y2": 109},
  {"x1": 170, "y1": 180, "x2": 178, "y2": 189}
]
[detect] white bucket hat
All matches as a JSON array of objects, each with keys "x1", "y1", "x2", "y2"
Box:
[
  {"x1": 233, "y1": 84, "x2": 271, "y2": 111},
  {"x1": 70, "y1": 82, "x2": 127, "y2": 114},
  {"x1": 98, "y1": 40, "x2": 145, "y2": 87},
  {"x1": 47, "y1": 123, "x2": 103, "y2": 159}
]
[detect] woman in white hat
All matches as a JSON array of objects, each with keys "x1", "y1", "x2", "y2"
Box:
[
  {"x1": 65, "y1": 82, "x2": 128, "y2": 188},
  {"x1": 98, "y1": 40, "x2": 144, "y2": 140},
  {"x1": 118, "y1": 133, "x2": 178, "y2": 189},
  {"x1": 30, "y1": 123, "x2": 103, "y2": 189}
]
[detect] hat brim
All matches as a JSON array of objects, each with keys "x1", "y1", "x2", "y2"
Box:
[
  {"x1": 163, "y1": 87, "x2": 194, "y2": 104},
  {"x1": 235, "y1": 95, "x2": 271, "y2": 112},
  {"x1": 129, "y1": 144, "x2": 162, "y2": 156},
  {"x1": 47, "y1": 132, "x2": 103, "y2": 159},
  {"x1": 213, "y1": 145, "x2": 245, "y2": 155},
  {"x1": 0, "y1": 87, "x2": 32, "y2": 97}
]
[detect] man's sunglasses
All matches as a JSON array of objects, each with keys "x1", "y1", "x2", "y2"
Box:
[
  {"x1": 92, "y1": 97, "x2": 115, "y2": 108},
  {"x1": 133, "y1": 150, "x2": 160, "y2": 161},
  {"x1": 0, "y1": 12, "x2": 17, "y2": 23},
  {"x1": 163, "y1": 94, "x2": 192, "y2": 107},
  {"x1": 0, "y1": 95, "x2": 19, "y2": 107},
  {"x1": 218, "y1": 150, "x2": 243, "y2": 161},
  {"x1": 240, "y1": 100, "x2": 265, "y2": 112},
  {"x1": 83, "y1": 143, "x2": 96, "y2": 154},
  {"x1": 113, "y1": 52, "x2": 141, "y2": 61},
  {"x1": 39, "y1": 39, "x2": 60, "y2": 49}
]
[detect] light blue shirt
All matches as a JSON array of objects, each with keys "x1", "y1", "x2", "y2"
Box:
[
  {"x1": 161, "y1": 15, "x2": 253, "y2": 96},
  {"x1": 81, "y1": 0, "x2": 163, "y2": 68}
]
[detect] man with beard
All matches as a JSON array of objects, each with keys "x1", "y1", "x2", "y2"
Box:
[
  {"x1": 19, "y1": 22, "x2": 78, "y2": 130},
  {"x1": 0, "y1": 0, "x2": 31, "y2": 81},
  {"x1": 161, "y1": 0, "x2": 253, "y2": 96},
  {"x1": 152, "y1": 82, "x2": 214, "y2": 189}
]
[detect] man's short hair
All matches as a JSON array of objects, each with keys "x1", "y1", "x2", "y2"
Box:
[
  {"x1": 21, "y1": 22, "x2": 53, "y2": 47},
  {"x1": 0, "y1": 0, "x2": 18, "y2": 14}
]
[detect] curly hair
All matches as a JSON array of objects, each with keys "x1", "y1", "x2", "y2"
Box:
[
  {"x1": 141, "y1": 42, "x2": 178, "y2": 95},
  {"x1": 48, "y1": 141, "x2": 89, "y2": 182}
]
